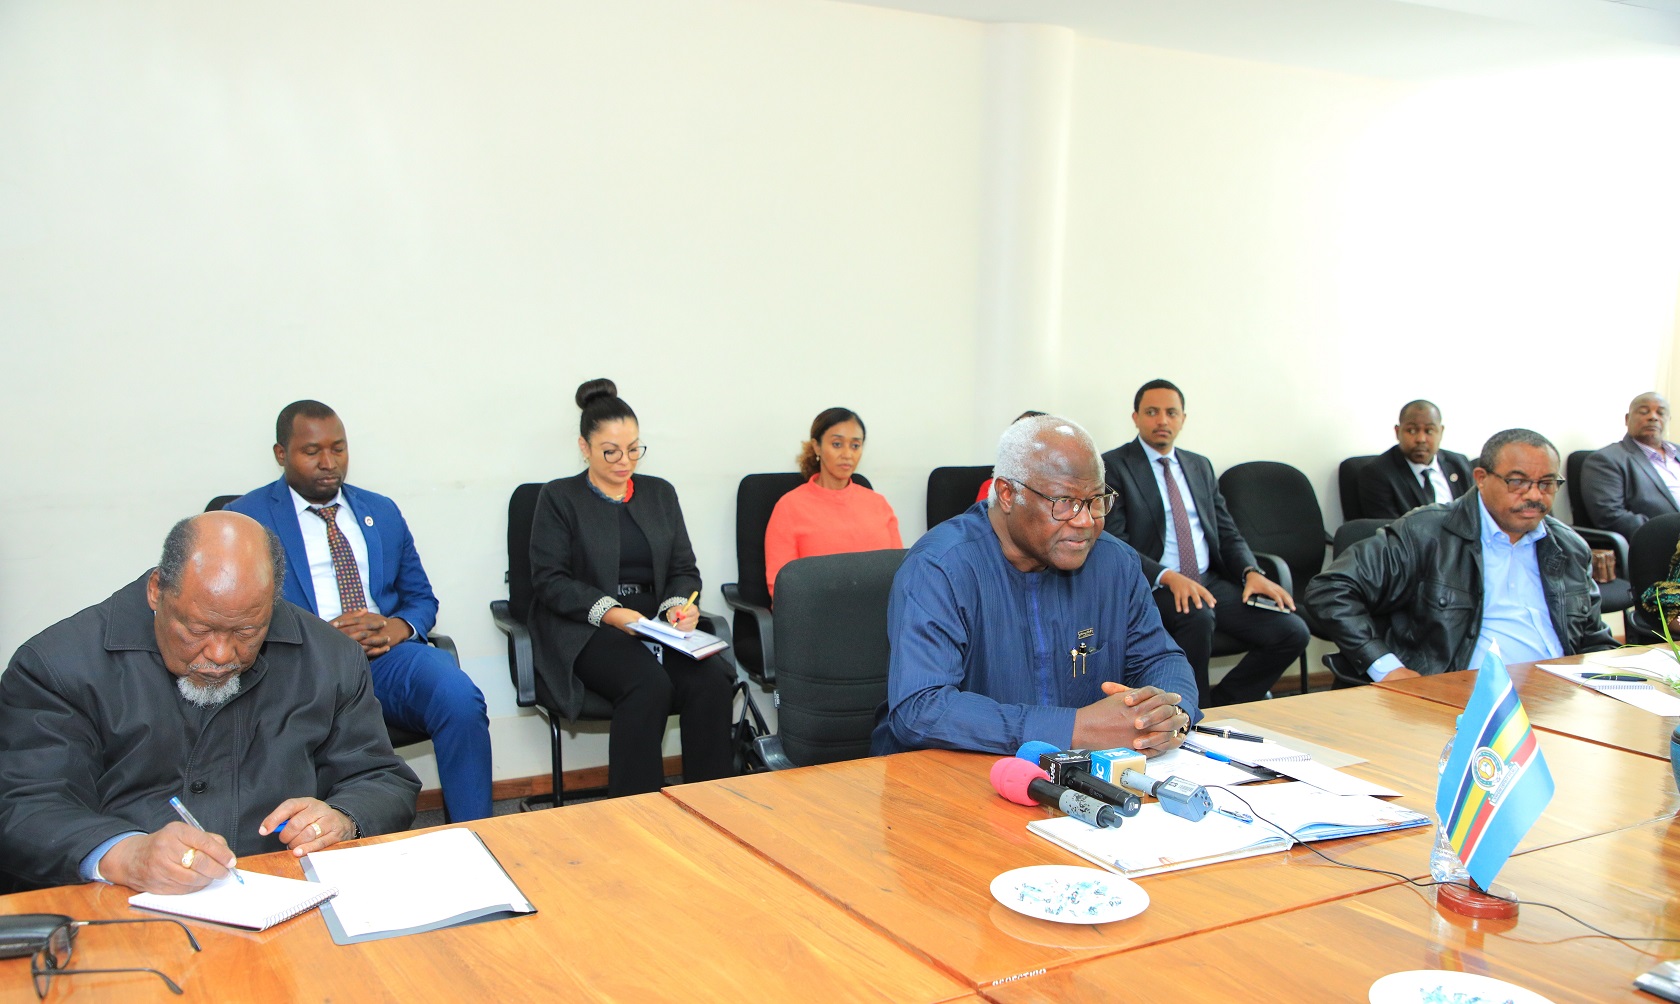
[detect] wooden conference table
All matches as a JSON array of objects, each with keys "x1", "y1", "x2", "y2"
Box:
[{"x1": 1, "y1": 660, "x2": 1674, "y2": 1002}]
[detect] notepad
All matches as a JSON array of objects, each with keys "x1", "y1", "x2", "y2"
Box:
[
  {"x1": 1537, "y1": 653, "x2": 1680, "y2": 716},
  {"x1": 1027, "y1": 782, "x2": 1428, "y2": 878},
  {"x1": 631, "y1": 619, "x2": 730, "y2": 659},
  {"x1": 129, "y1": 870, "x2": 337, "y2": 931},
  {"x1": 300, "y1": 828, "x2": 536, "y2": 945}
]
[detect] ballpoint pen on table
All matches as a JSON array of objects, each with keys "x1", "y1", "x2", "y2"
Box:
[
  {"x1": 1192, "y1": 725, "x2": 1264, "y2": 742},
  {"x1": 169, "y1": 796, "x2": 244, "y2": 884}
]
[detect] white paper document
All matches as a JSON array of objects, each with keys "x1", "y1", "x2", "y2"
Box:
[
  {"x1": 303, "y1": 828, "x2": 534, "y2": 940},
  {"x1": 1198, "y1": 718, "x2": 1365, "y2": 767},
  {"x1": 1141, "y1": 748, "x2": 1268, "y2": 788},
  {"x1": 1537, "y1": 651, "x2": 1680, "y2": 716}
]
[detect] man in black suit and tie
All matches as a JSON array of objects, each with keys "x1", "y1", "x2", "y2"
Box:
[
  {"x1": 1581, "y1": 392, "x2": 1680, "y2": 540},
  {"x1": 1102, "y1": 380, "x2": 1309, "y2": 708},
  {"x1": 1356, "y1": 400, "x2": 1473, "y2": 520}
]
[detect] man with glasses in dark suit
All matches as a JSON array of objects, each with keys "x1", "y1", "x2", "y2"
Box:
[
  {"x1": 1307, "y1": 429, "x2": 1615, "y2": 682},
  {"x1": 1102, "y1": 379, "x2": 1309, "y2": 708}
]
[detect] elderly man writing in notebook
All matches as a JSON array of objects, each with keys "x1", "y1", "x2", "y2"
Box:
[
  {"x1": 0, "y1": 512, "x2": 418, "y2": 892},
  {"x1": 872, "y1": 414, "x2": 1199, "y2": 756}
]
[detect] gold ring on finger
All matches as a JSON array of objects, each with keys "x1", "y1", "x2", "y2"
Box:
[
  {"x1": 311, "y1": 821, "x2": 323, "y2": 838},
  {"x1": 180, "y1": 848, "x2": 196, "y2": 869}
]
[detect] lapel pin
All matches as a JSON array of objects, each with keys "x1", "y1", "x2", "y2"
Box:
[
  {"x1": 364, "y1": 515, "x2": 374, "y2": 526},
  {"x1": 1449, "y1": 473, "x2": 1459, "y2": 483}
]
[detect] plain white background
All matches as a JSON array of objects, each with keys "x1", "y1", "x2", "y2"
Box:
[{"x1": 3, "y1": 0, "x2": 1678, "y2": 784}]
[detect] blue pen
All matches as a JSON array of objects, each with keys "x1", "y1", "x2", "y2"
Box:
[
  {"x1": 169, "y1": 796, "x2": 243, "y2": 884},
  {"x1": 1182, "y1": 740, "x2": 1234, "y2": 763}
]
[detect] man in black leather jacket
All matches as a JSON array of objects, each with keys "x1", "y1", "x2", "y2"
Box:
[{"x1": 1307, "y1": 429, "x2": 1616, "y2": 682}]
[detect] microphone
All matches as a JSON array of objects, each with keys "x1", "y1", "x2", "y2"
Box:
[
  {"x1": 1117, "y1": 769, "x2": 1214, "y2": 822},
  {"x1": 990, "y1": 758, "x2": 1124, "y2": 829},
  {"x1": 1015, "y1": 742, "x2": 1142, "y2": 817}
]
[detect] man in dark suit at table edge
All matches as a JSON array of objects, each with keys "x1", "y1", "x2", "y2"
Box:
[
  {"x1": 1581, "y1": 391, "x2": 1680, "y2": 540},
  {"x1": 1306, "y1": 428, "x2": 1616, "y2": 682},
  {"x1": 1101, "y1": 379, "x2": 1310, "y2": 710},
  {"x1": 1357, "y1": 399, "x2": 1474, "y2": 520},
  {"x1": 226, "y1": 400, "x2": 492, "y2": 822}
]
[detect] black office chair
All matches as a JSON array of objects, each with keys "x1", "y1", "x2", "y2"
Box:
[
  {"x1": 1627, "y1": 513, "x2": 1680, "y2": 645},
  {"x1": 490, "y1": 482, "x2": 734, "y2": 808},
  {"x1": 1337, "y1": 456, "x2": 1379, "y2": 522},
  {"x1": 721, "y1": 472, "x2": 871, "y2": 689},
  {"x1": 1332, "y1": 518, "x2": 1389, "y2": 557},
  {"x1": 1217, "y1": 461, "x2": 1330, "y2": 695},
  {"x1": 203, "y1": 494, "x2": 446, "y2": 751},
  {"x1": 926, "y1": 465, "x2": 992, "y2": 529},
  {"x1": 1565, "y1": 449, "x2": 1635, "y2": 615},
  {"x1": 754, "y1": 549, "x2": 906, "y2": 770}
]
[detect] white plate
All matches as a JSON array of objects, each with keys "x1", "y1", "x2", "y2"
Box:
[
  {"x1": 989, "y1": 865, "x2": 1148, "y2": 925},
  {"x1": 1370, "y1": 970, "x2": 1556, "y2": 1004}
]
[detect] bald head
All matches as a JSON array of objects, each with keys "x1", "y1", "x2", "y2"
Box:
[
  {"x1": 148, "y1": 512, "x2": 285, "y2": 704},
  {"x1": 156, "y1": 511, "x2": 284, "y2": 598},
  {"x1": 1626, "y1": 392, "x2": 1670, "y2": 448}
]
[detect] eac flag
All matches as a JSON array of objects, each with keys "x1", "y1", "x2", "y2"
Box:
[{"x1": 1433, "y1": 647, "x2": 1555, "y2": 890}]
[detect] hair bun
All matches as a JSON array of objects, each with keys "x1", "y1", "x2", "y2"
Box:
[{"x1": 575, "y1": 378, "x2": 618, "y2": 410}]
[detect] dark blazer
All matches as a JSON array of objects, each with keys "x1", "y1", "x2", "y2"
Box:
[
  {"x1": 1356, "y1": 446, "x2": 1473, "y2": 521},
  {"x1": 1101, "y1": 440, "x2": 1256, "y2": 586},
  {"x1": 1581, "y1": 436, "x2": 1680, "y2": 539},
  {"x1": 226, "y1": 477, "x2": 440, "y2": 638},
  {"x1": 527, "y1": 472, "x2": 701, "y2": 720}
]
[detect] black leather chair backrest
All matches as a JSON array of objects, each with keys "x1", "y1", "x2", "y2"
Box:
[
  {"x1": 1218, "y1": 461, "x2": 1327, "y2": 598},
  {"x1": 507, "y1": 482, "x2": 545, "y2": 624},
  {"x1": 926, "y1": 465, "x2": 992, "y2": 529},
  {"x1": 1630, "y1": 512, "x2": 1680, "y2": 601},
  {"x1": 1332, "y1": 518, "x2": 1389, "y2": 558},
  {"x1": 1337, "y1": 456, "x2": 1378, "y2": 521},
  {"x1": 772, "y1": 548, "x2": 906, "y2": 768},
  {"x1": 1566, "y1": 450, "x2": 1594, "y2": 529},
  {"x1": 204, "y1": 495, "x2": 241, "y2": 512},
  {"x1": 732, "y1": 472, "x2": 872, "y2": 609}
]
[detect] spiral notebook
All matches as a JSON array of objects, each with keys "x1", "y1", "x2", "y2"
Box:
[{"x1": 129, "y1": 870, "x2": 338, "y2": 931}]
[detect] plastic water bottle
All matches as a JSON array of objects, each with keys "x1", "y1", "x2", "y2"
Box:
[{"x1": 1430, "y1": 733, "x2": 1472, "y2": 884}]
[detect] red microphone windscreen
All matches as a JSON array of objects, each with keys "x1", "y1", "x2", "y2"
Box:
[{"x1": 990, "y1": 757, "x2": 1051, "y2": 806}]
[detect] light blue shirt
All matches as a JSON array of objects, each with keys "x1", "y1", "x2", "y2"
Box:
[
  {"x1": 1368, "y1": 499, "x2": 1563, "y2": 680},
  {"x1": 1139, "y1": 438, "x2": 1210, "y2": 586}
]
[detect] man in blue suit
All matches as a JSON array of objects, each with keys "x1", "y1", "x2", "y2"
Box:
[{"x1": 228, "y1": 400, "x2": 492, "y2": 821}]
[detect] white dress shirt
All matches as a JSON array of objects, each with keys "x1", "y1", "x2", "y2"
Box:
[
  {"x1": 290, "y1": 486, "x2": 381, "y2": 621},
  {"x1": 1406, "y1": 457, "x2": 1455, "y2": 506},
  {"x1": 1637, "y1": 440, "x2": 1680, "y2": 506}
]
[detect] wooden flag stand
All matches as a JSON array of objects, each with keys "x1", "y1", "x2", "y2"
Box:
[{"x1": 1437, "y1": 879, "x2": 1519, "y2": 920}]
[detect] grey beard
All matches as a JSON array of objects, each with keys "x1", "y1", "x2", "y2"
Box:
[{"x1": 177, "y1": 673, "x2": 242, "y2": 707}]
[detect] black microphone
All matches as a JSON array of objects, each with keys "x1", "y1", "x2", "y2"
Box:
[
  {"x1": 1015, "y1": 741, "x2": 1142, "y2": 817},
  {"x1": 1117, "y1": 769, "x2": 1214, "y2": 822},
  {"x1": 991, "y1": 758, "x2": 1125, "y2": 829}
]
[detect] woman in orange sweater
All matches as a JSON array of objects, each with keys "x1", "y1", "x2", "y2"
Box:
[{"x1": 764, "y1": 408, "x2": 902, "y2": 598}]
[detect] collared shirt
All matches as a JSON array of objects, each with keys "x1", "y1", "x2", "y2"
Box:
[
  {"x1": 1368, "y1": 498, "x2": 1562, "y2": 680},
  {"x1": 1407, "y1": 457, "x2": 1454, "y2": 506},
  {"x1": 290, "y1": 486, "x2": 380, "y2": 621},
  {"x1": 1138, "y1": 437, "x2": 1210, "y2": 586},
  {"x1": 871, "y1": 505, "x2": 1199, "y2": 755},
  {"x1": 1636, "y1": 440, "x2": 1680, "y2": 506}
]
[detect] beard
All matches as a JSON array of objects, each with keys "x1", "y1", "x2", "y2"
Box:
[{"x1": 176, "y1": 669, "x2": 243, "y2": 707}]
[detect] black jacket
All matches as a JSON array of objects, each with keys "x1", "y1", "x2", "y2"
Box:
[
  {"x1": 0, "y1": 574, "x2": 419, "y2": 889},
  {"x1": 527, "y1": 472, "x2": 702, "y2": 720},
  {"x1": 1304, "y1": 490, "x2": 1615, "y2": 676},
  {"x1": 1356, "y1": 445, "x2": 1473, "y2": 520},
  {"x1": 1101, "y1": 440, "x2": 1256, "y2": 586}
]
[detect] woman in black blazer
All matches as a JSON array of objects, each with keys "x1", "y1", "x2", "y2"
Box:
[{"x1": 527, "y1": 379, "x2": 735, "y2": 797}]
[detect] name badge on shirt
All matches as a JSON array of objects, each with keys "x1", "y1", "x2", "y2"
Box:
[{"x1": 1077, "y1": 627, "x2": 1094, "y2": 640}]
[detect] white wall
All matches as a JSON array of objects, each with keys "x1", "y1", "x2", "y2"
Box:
[
  {"x1": 1059, "y1": 40, "x2": 1680, "y2": 518},
  {"x1": 3, "y1": 1, "x2": 1679, "y2": 783}
]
